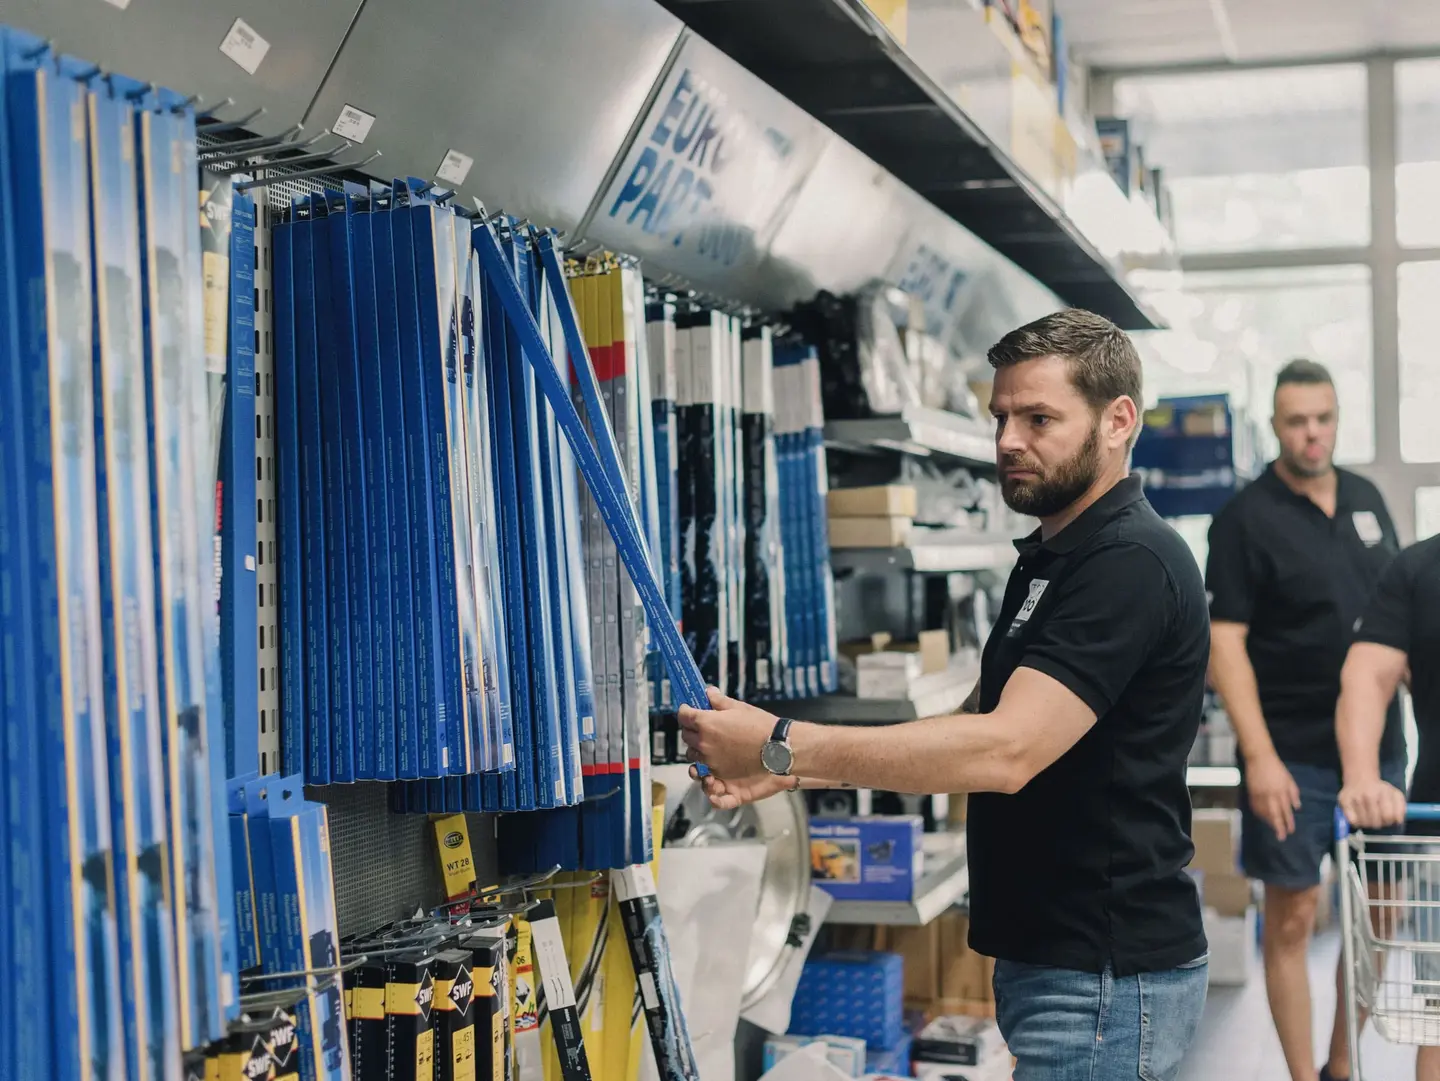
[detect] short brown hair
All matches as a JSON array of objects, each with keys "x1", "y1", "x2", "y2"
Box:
[
  {"x1": 1275, "y1": 357, "x2": 1333, "y2": 391},
  {"x1": 987, "y1": 308, "x2": 1143, "y2": 412}
]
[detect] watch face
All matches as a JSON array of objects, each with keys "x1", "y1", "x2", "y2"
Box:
[{"x1": 761, "y1": 740, "x2": 793, "y2": 776}]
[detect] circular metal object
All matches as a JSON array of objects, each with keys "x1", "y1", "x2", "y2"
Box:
[{"x1": 664, "y1": 779, "x2": 812, "y2": 1010}]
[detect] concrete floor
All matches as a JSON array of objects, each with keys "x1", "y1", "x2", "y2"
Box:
[{"x1": 1181, "y1": 931, "x2": 1417, "y2": 1080}]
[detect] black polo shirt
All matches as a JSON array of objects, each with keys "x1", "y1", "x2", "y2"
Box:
[
  {"x1": 1354, "y1": 536, "x2": 1440, "y2": 817},
  {"x1": 967, "y1": 475, "x2": 1208, "y2": 977},
  {"x1": 1205, "y1": 465, "x2": 1401, "y2": 769}
]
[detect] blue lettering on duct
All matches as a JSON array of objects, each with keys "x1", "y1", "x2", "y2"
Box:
[{"x1": 606, "y1": 67, "x2": 765, "y2": 268}]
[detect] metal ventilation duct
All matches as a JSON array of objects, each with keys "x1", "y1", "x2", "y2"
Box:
[{"x1": 11, "y1": 0, "x2": 1061, "y2": 352}]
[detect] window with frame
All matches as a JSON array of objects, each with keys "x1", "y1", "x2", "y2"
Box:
[
  {"x1": 1136, "y1": 265, "x2": 1374, "y2": 464},
  {"x1": 1114, "y1": 64, "x2": 1369, "y2": 255}
]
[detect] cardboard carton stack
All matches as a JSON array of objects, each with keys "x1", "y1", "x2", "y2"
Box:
[
  {"x1": 828, "y1": 485, "x2": 917, "y2": 549},
  {"x1": 876, "y1": 912, "x2": 995, "y2": 1017},
  {"x1": 1189, "y1": 808, "x2": 1256, "y2": 986}
]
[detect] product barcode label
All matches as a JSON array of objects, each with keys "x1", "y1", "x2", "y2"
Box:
[
  {"x1": 332, "y1": 104, "x2": 377, "y2": 143},
  {"x1": 435, "y1": 149, "x2": 475, "y2": 187},
  {"x1": 219, "y1": 18, "x2": 270, "y2": 75}
]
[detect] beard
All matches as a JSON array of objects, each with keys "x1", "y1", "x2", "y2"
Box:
[{"x1": 1000, "y1": 422, "x2": 1102, "y2": 518}]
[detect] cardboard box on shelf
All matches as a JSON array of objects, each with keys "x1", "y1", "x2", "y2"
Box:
[
  {"x1": 914, "y1": 1015, "x2": 1007, "y2": 1068},
  {"x1": 939, "y1": 913, "x2": 995, "y2": 1007},
  {"x1": 1190, "y1": 808, "x2": 1241, "y2": 876},
  {"x1": 1204, "y1": 906, "x2": 1257, "y2": 987},
  {"x1": 877, "y1": 921, "x2": 943, "y2": 1007},
  {"x1": 828, "y1": 485, "x2": 919, "y2": 519},
  {"x1": 1204, "y1": 872, "x2": 1254, "y2": 918},
  {"x1": 829, "y1": 515, "x2": 914, "y2": 549},
  {"x1": 811, "y1": 816, "x2": 925, "y2": 902},
  {"x1": 842, "y1": 631, "x2": 950, "y2": 675}
]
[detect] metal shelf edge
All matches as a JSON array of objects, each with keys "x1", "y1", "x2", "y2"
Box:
[{"x1": 823, "y1": 851, "x2": 970, "y2": 926}]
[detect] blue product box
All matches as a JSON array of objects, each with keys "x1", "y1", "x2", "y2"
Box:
[
  {"x1": 867, "y1": 1033, "x2": 913, "y2": 1076},
  {"x1": 810, "y1": 815, "x2": 924, "y2": 902},
  {"x1": 791, "y1": 951, "x2": 905, "y2": 1050},
  {"x1": 763, "y1": 1034, "x2": 866, "y2": 1078},
  {"x1": 1095, "y1": 116, "x2": 1136, "y2": 196}
]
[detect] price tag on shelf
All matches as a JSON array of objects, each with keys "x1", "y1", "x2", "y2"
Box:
[
  {"x1": 219, "y1": 18, "x2": 270, "y2": 75},
  {"x1": 435, "y1": 149, "x2": 474, "y2": 187},
  {"x1": 332, "y1": 104, "x2": 376, "y2": 143},
  {"x1": 101, "y1": 0, "x2": 133, "y2": 10}
]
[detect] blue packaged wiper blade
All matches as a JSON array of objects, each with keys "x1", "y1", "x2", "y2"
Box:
[{"x1": 476, "y1": 225, "x2": 709, "y2": 721}]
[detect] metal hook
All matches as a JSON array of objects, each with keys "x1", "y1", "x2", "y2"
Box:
[
  {"x1": 341, "y1": 929, "x2": 452, "y2": 961},
  {"x1": 125, "y1": 82, "x2": 155, "y2": 102},
  {"x1": 199, "y1": 124, "x2": 309, "y2": 161},
  {"x1": 23, "y1": 39, "x2": 53, "y2": 61},
  {"x1": 233, "y1": 150, "x2": 382, "y2": 192},
  {"x1": 239, "y1": 976, "x2": 341, "y2": 1009},
  {"x1": 200, "y1": 105, "x2": 267, "y2": 134},
  {"x1": 239, "y1": 953, "x2": 369, "y2": 985},
  {"x1": 207, "y1": 140, "x2": 353, "y2": 172},
  {"x1": 71, "y1": 64, "x2": 103, "y2": 83},
  {"x1": 196, "y1": 97, "x2": 235, "y2": 120}
]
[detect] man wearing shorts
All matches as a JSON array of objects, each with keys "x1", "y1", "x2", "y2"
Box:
[
  {"x1": 1207, "y1": 359, "x2": 1403, "y2": 1081},
  {"x1": 1338, "y1": 534, "x2": 1440, "y2": 1081}
]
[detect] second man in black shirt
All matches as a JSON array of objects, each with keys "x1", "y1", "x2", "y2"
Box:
[{"x1": 1206, "y1": 358, "x2": 1401, "y2": 1081}]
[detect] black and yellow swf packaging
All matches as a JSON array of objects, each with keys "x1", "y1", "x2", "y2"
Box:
[
  {"x1": 347, "y1": 960, "x2": 389, "y2": 1080},
  {"x1": 458, "y1": 925, "x2": 510, "y2": 1081},
  {"x1": 265, "y1": 1008, "x2": 302, "y2": 1081},
  {"x1": 433, "y1": 948, "x2": 479, "y2": 1081},
  {"x1": 387, "y1": 950, "x2": 438, "y2": 1081}
]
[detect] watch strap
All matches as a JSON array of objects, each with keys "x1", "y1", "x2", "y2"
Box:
[{"x1": 770, "y1": 717, "x2": 793, "y2": 744}]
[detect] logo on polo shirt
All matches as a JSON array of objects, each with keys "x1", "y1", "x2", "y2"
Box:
[
  {"x1": 1353, "y1": 510, "x2": 1384, "y2": 547},
  {"x1": 1007, "y1": 579, "x2": 1050, "y2": 637}
]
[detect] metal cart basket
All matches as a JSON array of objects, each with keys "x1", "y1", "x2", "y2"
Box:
[{"x1": 1338, "y1": 803, "x2": 1440, "y2": 1078}]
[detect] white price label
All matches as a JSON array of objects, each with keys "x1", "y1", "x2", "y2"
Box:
[
  {"x1": 614, "y1": 863, "x2": 658, "y2": 902},
  {"x1": 102, "y1": 0, "x2": 133, "y2": 10},
  {"x1": 638, "y1": 972, "x2": 660, "y2": 1011},
  {"x1": 581, "y1": 714, "x2": 595, "y2": 738},
  {"x1": 502, "y1": 742, "x2": 514, "y2": 766},
  {"x1": 219, "y1": 18, "x2": 270, "y2": 75},
  {"x1": 529, "y1": 917, "x2": 578, "y2": 1010},
  {"x1": 244, "y1": 555, "x2": 256, "y2": 572},
  {"x1": 435, "y1": 149, "x2": 474, "y2": 187},
  {"x1": 332, "y1": 104, "x2": 376, "y2": 143}
]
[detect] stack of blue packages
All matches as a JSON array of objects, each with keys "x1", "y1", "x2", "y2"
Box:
[
  {"x1": 774, "y1": 340, "x2": 839, "y2": 697},
  {"x1": 273, "y1": 184, "x2": 521, "y2": 798},
  {"x1": 790, "y1": 951, "x2": 905, "y2": 1050},
  {"x1": 0, "y1": 26, "x2": 240, "y2": 1076}
]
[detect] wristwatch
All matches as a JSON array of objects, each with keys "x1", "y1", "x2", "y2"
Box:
[{"x1": 761, "y1": 718, "x2": 796, "y2": 777}]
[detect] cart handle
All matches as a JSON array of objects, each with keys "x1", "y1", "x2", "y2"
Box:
[{"x1": 1334, "y1": 803, "x2": 1440, "y2": 840}]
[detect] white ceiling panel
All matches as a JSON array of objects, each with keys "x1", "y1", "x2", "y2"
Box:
[{"x1": 1064, "y1": 0, "x2": 1440, "y2": 70}]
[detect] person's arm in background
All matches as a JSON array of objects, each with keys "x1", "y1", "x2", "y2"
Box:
[
  {"x1": 1338, "y1": 550, "x2": 1415, "y2": 828},
  {"x1": 1205, "y1": 509, "x2": 1301, "y2": 839}
]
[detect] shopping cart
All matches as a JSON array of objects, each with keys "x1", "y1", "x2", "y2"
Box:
[{"x1": 1337, "y1": 803, "x2": 1440, "y2": 1078}]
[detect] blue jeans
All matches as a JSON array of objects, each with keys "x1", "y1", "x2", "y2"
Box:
[{"x1": 993, "y1": 957, "x2": 1209, "y2": 1081}]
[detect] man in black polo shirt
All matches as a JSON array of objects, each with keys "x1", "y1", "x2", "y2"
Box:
[
  {"x1": 1206, "y1": 359, "x2": 1401, "y2": 1081},
  {"x1": 680, "y1": 310, "x2": 1210, "y2": 1080},
  {"x1": 1336, "y1": 534, "x2": 1440, "y2": 1081}
]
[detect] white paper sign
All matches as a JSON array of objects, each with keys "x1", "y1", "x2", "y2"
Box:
[
  {"x1": 219, "y1": 18, "x2": 270, "y2": 76},
  {"x1": 435, "y1": 149, "x2": 475, "y2": 187},
  {"x1": 102, "y1": 0, "x2": 133, "y2": 10},
  {"x1": 332, "y1": 104, "x2": 376, "y2": 143}
]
